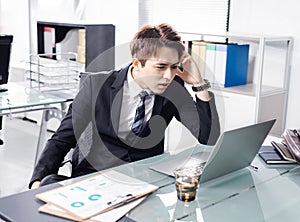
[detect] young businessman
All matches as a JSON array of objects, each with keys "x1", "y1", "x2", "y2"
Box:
[{"x1": 29, "y1": 23, "x2": 220, "y2": 189}]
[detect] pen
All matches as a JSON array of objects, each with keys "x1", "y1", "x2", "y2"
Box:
[
  {"x1": 108, "y1": 195, "x2": 138, "y2": 209},
  {"x1": 107, "y1": 196, "x2": 142, "y2": 208},
  {"x1": 107, "y1": 194, "x2": 134, "y2": 206}
]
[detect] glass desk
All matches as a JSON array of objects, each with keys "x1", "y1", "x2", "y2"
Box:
[
  {"x1": 123, "y1": 145, "x2": 299, "y2": 222},
  {"x1": 198, "y1": 166, "x2": 300, "y2": 222},
  {"x1": 0, "y1": 81, "x2": 76, "y2": 164},
  {"x1": 0, "y1": 143, "x2": 298, "y2": 222}
]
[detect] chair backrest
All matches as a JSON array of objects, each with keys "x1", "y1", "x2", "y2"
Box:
[{"x1": 79, "y1": 72, "x2": 89, "y2": 88}]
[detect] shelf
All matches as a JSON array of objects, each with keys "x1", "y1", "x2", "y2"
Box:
[
  {"x1": 37, "y1": 21, "x2": 115, "y2": 72},
  {"x1": 212, "y1": 84, "x2": 286, "y2": 97},
  {"x1": 181, "y1": 32, "x2": 293, "y2": 135},
  {"x1": 180, "y1": 32, "x2": 293, "y2": 43}
]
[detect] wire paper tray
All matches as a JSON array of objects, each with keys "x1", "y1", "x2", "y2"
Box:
[{"x1": 27, "y1": 53, "x2": 81, "y2": 91}]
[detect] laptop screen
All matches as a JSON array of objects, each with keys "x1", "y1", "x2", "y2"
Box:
[
  {"x1": 200, "y1": 119, "x2": 276, "y2": 183},
  {"x1": 149, "y1": 119, "x2": 276, "y2": 184}
]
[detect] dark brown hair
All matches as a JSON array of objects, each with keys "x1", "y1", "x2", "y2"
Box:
[{"x1": 130, "y1": 23, "x2": 184, "y2": 66}]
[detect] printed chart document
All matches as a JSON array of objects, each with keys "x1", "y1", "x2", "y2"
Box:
[
  {"x1": 36, "y1": 170, "x2": 158, "y2": 221},
  {"x1": 39, "y1": 197, "x2": 146, "y2": 222}
]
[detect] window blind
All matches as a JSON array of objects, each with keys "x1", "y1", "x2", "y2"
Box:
[{"x1": 139, "y1": 0, "x2": 229, "y2": 39}]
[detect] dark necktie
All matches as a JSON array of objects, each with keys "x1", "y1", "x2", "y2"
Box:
[{"x1": 131, "y1": 91, "x2": 148, "y2": 135}]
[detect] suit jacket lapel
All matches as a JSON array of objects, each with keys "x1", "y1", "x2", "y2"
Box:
[{"x1": 109, "y1": 65, "x2": 130, "y2": 137}]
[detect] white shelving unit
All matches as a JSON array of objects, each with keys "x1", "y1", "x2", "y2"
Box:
[
  {"x1": 165, "y1": 33, "x2": 293, "y2": 151},
  {"x1": 183, "y1": 32, "x2": 294, "y2": 135}
]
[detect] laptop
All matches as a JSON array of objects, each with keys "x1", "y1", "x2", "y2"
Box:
[{"x1": 150, "y1": 119, "x2": 276, "y2": 183}]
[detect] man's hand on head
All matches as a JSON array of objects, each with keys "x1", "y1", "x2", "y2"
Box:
[
  {"x1": 176, "y1": 52, "x2": 203, "y2": 86},
  {"x1": 176, "y1": 52, "x2": 211, "y2": 101}
]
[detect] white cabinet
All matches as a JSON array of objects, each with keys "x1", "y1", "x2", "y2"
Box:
[
  {"x1": 212, "y1": 89, "x2": 256, "y2": 132},
  {"x1": 211, "y1": 85, "x2": 286, "y2": 135}
]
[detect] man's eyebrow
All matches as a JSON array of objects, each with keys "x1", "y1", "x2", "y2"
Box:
[{"x1": 154, "y1": 61, "x2": 180, "y2": 66}]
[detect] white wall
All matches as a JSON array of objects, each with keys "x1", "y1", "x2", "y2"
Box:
[
  {"x1": 0, "y1": 0, "x2": 138, "y2": 72},
  {"x1": 1, "y1": 0, "x2": 299, "y2": 128},
  {"x1": 229, "y1": 0, "x2": 300, "y2": 128},
  {"x1": 0, "y1": 0, "x2": 29, "y2": 72},
  {"x1": 83, "y1": 0, "x2": 138, "y2": 46},
  {"x1": 83, "y1": 0, "x2": 138, "y2": 67}
]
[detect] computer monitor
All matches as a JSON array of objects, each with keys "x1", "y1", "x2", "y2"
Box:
[{"x1": 0, "y1": 34, "x2": 13, "y2": 92}]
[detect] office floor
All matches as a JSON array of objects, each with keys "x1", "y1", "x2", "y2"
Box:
[{"x1": 0, "y1": 115, "x2": 53, "y2": 197}]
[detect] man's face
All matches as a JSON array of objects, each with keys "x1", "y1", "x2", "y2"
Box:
[{"x1": 133, "y1": 47, "x2": 180, "y2": 94}]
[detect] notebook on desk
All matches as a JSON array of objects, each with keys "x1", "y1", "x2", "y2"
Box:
[{"x1": 150, "y1": 119, "x2": 276, "y2": 183}]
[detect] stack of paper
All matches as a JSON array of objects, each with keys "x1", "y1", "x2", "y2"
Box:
[{"x1": 36, "y1": 170, "x2": 158, "y2": 221}]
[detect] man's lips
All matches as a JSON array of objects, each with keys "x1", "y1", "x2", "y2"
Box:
[{"x1": 158, "y1": 82, "x2": 169, "y2": 87}]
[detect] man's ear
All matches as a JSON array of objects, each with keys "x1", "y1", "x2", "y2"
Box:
[{"x1": 132, "y1": 58, "x2": 140, "y2": 71}]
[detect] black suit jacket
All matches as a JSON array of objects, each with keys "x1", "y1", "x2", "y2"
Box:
[{"x1": 30, "y1": 64, "x2": 220, "y2": 187}]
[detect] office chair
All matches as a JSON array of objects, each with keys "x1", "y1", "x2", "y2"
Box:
[{"x1": 59, "y1": 72, "x2": 91, "y2": 173}]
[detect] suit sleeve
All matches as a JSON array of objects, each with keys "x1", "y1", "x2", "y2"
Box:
[
  {"x1": 195, "y1": 93, "x2": 220, "y2": 145},
  {"x1": 29, "y1": 75, "x2": 93, "y2": 188},
  {"x1": 171, "y1": 77, "x2": 220, "y2": 145}
]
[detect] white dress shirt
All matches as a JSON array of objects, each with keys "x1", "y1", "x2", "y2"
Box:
[{"x1": 118, "y1": 66, "x2": 155, "y2": 139}]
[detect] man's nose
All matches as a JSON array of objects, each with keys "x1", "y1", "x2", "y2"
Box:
[{"x1": 163, "y1": 68, "x2": 173, "y2": 80}]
